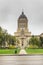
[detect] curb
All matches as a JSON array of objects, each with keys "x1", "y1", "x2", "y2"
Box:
[{"x1": 0, "y1": 54, "x2": 43, "y2": 56}]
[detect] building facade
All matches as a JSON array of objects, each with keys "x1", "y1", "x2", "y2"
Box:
[
  {"x1": 14, "y1": 12, "x2": 32, "y2": 48},
  {"x1": 14, "y1": 12, "x2": 43, "y2": 48}
]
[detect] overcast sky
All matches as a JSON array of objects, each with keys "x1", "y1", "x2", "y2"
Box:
[{"x1": 0, "y1": 0, "x2": 43, "y2": 35}]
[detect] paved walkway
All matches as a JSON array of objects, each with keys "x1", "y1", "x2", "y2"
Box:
[{"x1": 19, "y1": 49, "x2": 27, "y2": 54}]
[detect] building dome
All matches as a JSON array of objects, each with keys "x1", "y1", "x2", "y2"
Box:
[{"x1": 18, "y1": 11, "x2": 27, "y2": 20}]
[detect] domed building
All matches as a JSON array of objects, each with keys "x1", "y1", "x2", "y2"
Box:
[
  {"x1": 14, "y1": 11, "x2": 43, "y2": 48},
  {"x1": 14, "y1": 11, "x2": 31, "y2": 48}
]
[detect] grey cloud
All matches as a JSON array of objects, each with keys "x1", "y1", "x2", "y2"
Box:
[{"x1": 0, "y1": 0, "x2": 43, "y2": 35}]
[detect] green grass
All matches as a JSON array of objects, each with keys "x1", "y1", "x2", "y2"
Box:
[
  {"x1": 0, "y1": 48, "x2": 20, "y2": 54},
  {"x1": 0, "y1": 48, "x2": 43, "y2": 54},
  {"x1": 25, "y1": 48, "x2": 43, "y2": 54}
]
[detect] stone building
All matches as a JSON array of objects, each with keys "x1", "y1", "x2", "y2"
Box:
[
  {"x1": 14, "y1": 11, "x2": 43, "y2": 48},
  {"x1": 15, "y1": 11, "x2": 31, "y2": 48}
]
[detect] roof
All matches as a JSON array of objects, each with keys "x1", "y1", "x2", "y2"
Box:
[{"x1": 18, "y1": 11, "x2": 27, "y2": 20}]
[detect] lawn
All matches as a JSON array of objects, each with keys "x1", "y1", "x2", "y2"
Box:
[
  {"x1": 0, "y1": 48, "x2": 20, "y2": 54},
  {"x1": 0, "y1": 48, "x2": 43, "y2": 54},
  {"x1": 25, "y1": 48, "x2": 43, "y2": 54}
]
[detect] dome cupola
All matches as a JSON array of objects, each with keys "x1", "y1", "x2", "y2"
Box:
[{"x1": 18, "y1": 11, "x2": 27, "y2": 20}]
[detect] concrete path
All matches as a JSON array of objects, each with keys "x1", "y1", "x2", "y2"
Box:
[{"x1": 19, "y1": 49, "x2": 27, "y2": 54}]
